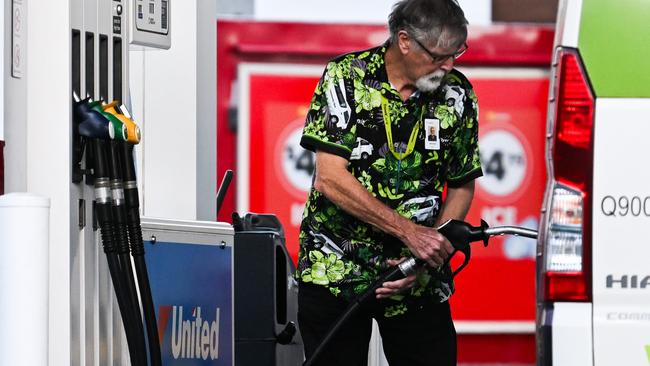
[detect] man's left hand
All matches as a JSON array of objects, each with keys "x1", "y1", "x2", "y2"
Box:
[{"x1": 375, "y1": 258, "x2": 418, "y2": 299}]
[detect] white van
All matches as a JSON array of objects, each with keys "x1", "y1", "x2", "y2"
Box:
[
  {"x1": 537, "y1": 1, "x2": 650, "y2": 365},
  {"x1": 397, "y1": 195, "x2": 440, "y2": 224},
  {"x1": 325, "y1": 78, "x2": 352, "y2": 129},
  {"x1": 350, "y1": 137, "x2": 373, "y2": 160}
]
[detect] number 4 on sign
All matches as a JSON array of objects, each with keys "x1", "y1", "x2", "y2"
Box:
[
  {"x1": 287, "y1": 146, "x2": 315, "y2": 176},
  {"x1": 485, "y1": 151, "x2": 505, "y2": 180},
  {"x1": 484, "y1": 151, "x2": 524, "y2": 181},
  {"x1": 295, "y1": 150, "x2": 315, "y2": 176}
]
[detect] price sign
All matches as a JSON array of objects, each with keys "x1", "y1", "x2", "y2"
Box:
[{"x1": 478, "y1": 127, "x2": 532, "y2": 201}]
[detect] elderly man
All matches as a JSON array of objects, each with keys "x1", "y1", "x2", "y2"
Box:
[{"x1": 297, "y1": 0, "x2": 482, "y2": 365}]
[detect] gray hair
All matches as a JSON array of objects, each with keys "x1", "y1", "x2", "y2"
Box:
[{"x1": 388, "y1": 0, "x2": 468, "y2": 49}]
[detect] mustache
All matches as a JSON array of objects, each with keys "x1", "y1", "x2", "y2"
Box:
[{"x1": 427, "y1": 70, "x2": 446, "y2": 81}]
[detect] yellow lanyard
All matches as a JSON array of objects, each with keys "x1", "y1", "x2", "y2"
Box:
[
  {"x1": 381, "y1": 96, "x2": 423, "y2": 161},
  {"x1": 381, "y1": 96, "x2": 424, "y2": 192}
]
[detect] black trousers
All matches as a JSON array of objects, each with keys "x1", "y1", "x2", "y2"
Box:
[{"x1": 298, "y1": 283, "x2": 457, "y2": 366}]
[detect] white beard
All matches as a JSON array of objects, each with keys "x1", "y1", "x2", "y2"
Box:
[{"x1": 415, "y1": 70, "x2": 446, "y2": 92}]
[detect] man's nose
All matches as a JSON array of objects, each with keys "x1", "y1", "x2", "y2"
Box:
[{"x1": 439, "y1": 57, "x2": 454, "y2": 72}]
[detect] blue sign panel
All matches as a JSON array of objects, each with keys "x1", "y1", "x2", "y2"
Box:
[{"x1": 145, "y1": 240, "x2": 233, "y2": 365}]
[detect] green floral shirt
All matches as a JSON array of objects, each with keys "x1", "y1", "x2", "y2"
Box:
[{"x1": 298, "y1": 44, "x2": 482, "y2": 317}]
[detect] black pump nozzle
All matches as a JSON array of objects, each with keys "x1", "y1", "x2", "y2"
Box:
[
  {"x1": 437, "y1": 219, "x2": 490, "y2": 279},
  {"x1": 437, "y1": 219, "x2": 489, "y2": 249}
]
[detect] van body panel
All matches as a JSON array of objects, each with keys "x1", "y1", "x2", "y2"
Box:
[
  {"x1": 554, "y1": 0, "x2": 582, "y2": 48},
  {"x1": 579, "y1": 0, "x2": 650, "y2": 98},
  {"x1": 551, "y1": 303, "x2": 593, "y2": 366},
  {"x1": 591, "y1": 98, "x2": 650, "y2": 366}
]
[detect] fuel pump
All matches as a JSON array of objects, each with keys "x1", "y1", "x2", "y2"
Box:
[
  {"x1": 303, "y1": 220, "x2": 538, "y2": 366},
  {"x1": 73, "y1": 93, "x2": 174, "y2": 365}
]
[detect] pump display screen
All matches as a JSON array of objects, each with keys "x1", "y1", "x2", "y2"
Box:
[{"x1": 135, "y1": 0, "x2": 169, "y2": 35}]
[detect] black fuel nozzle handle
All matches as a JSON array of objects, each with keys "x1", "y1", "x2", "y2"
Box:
[
  {"x1": 437, "y1": 219, "x2": 489, "y2": 279},
  {"x1": 402, "y1": 220, "x2": 536, "y2": 280},
  {"x1": 369, "y1": 219, "x2": 491, "y2": 284}
]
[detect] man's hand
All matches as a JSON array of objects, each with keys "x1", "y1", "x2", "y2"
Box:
[
  {"x1": 375, "y1": 258, "x2": 417, "y2": 299},
  {"x1": 401, "y1": 222, "x2": 454, "y2": 268}
]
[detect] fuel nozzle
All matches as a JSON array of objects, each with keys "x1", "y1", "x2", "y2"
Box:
[
  {"x1": 103, "y1": 101, "x2": 141, "y2": 144},
  {"x1": 438, "y1": 219, "x2": 490, "y2": 250},
  {"x1": 436, "y1": 219, "x2": 537, "y2": 279},
  {"x1": 436, "y1": 219, "x2": 489, "y2": 279},
  {"x1": 73, "y1": 96, "x2": 115, "y2": 183},
  {"x1": 73, "y1": 96, "x2": 127, "y2": 142},
  {"x1": 92, "y1": 101, "x2": 128, "y2": 142},
  {"x1": 74, "y1": 97, "x2": 115, "y2": 140}
]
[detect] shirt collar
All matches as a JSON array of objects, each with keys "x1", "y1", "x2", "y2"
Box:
[{"x1": 376, "y1": 40, "x2": 428, "y2": 103}]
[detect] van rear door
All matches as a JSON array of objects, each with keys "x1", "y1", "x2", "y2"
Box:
[
  {"x1": 539, "y1": 1, "x2": 650, "y2": 365},
  {"x1": 579, "y1": 1, "x2": 650, "y2": 365}
]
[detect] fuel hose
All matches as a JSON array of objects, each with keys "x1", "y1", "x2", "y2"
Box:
[
  {"x1": 121, "y1": 140, "x2": 162, "y2": 366},
  {"x1": 107, "y1": 139, "x2": 148, "y2": 366},
  {"x1": 106, "y1": 101, "x2": 161, "y2": 366},
  {"x1": 89, "y1": 138, "x2": 145, "y2": 366}
]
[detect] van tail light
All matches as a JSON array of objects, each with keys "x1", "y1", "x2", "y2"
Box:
[{"x1": 542, "y1": 48, "x2": 593, "y2": 302}]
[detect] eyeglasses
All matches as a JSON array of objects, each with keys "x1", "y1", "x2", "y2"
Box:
[{"x1": 411, "y1": 37, "x2": 468, "y2": 64}]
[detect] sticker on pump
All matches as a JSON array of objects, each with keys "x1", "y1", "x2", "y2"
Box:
[{"x1": 477, "y1": 125, "x2": 532, "y2": 203}]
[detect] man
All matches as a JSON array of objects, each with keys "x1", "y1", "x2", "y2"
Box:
[
  {"x1": 297, "y1": 0, "x2": 482, "y2": 365},
  {"x1": 428, "y1": 126, "x2": 438, "y2": 142}
]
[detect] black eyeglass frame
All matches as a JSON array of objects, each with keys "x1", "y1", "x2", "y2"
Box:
[{"x1": 411, "y1": 36, "x2": 468, "y2": 64}]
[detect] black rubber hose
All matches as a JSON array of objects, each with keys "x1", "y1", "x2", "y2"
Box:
[
  {"x1": 92, "y1": 139, "x2": 144, "y2": 366},
  {"x1": 216, "y1": 169, "x2": 233, "y2": 216},
  {"x1": 303, "y1": 262, "x2": 420, "y2": 366},
  {"x1": 132, "y1": 245, "x2": 160, "y2": 366},
  {"x1": 107, "y1": 141, "x2": 148, "y2": 366},
  {"x1": 122, "y1": 142, "x2": 162, "y2": 366}
]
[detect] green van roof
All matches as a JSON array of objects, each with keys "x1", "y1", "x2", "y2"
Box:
[{"x1": 579, "y1": 0, "x2": 650, "y2": 98}]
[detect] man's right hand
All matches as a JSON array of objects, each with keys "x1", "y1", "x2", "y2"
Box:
[{"x1": 401, "y1": 222, "x2": 454, "y2": 268}]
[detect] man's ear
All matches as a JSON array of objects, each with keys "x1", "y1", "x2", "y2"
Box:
[{"x1": 397, "y1": 30, "x2": 411, "y2": 55}]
